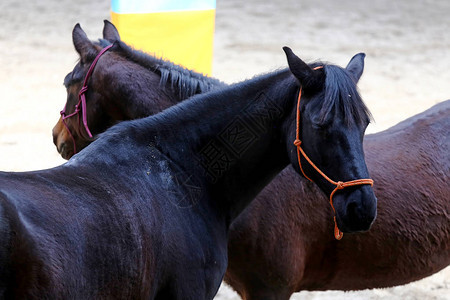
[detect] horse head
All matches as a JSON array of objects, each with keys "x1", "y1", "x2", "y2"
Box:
[
  {"x1": 52, "y1": 21, "x2": 223, "y2": 160},
  {"x1": 283, "y1": 47, "x2": 377, "y2": 236},
  {"x1": 52, "y1": 21, "x2": 170, "y2": 159},
  {"x1": 52, "y1": 22, "x2": 121, "y2": 159}
]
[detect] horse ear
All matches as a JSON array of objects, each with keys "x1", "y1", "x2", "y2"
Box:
[
  {"x1": 345, "y1": 53, "x2": 365, "y2": 83},
  {"x1": 283, "y1": 47, "x2": 315, "y2": 88},
  {"x1": 103, "y1": 20, "x2": 121, "y2": 42},
  {"x1": 72, "y1": 23, "x2": 96, "y2": 63}
]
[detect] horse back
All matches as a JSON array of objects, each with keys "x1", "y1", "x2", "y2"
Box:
[{"x1": 366, "y1": 99, "x2": 450, "y2": 179}]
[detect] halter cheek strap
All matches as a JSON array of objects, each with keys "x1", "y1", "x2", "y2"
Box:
[
  {"x1": 60, "y1": 44, "x2": 114, "y2": 155},
  {"x1": 294, "y1": 67, "x2": 374, "y2": 240}
]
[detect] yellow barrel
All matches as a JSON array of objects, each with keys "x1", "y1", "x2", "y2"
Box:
[{"x1": 111, "y1": 0, "x2": 216, "y2": 76}]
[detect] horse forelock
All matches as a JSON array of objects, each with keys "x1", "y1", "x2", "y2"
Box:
[
  {"x1": 64, "y1": 41, "x2": 111, "y2": 89},
  {"x1": 314, "y1": 64, "x2": 372, "y2": 126},
  {"x1": 96, "y1": 39, "x2": 112, "y2": 48},
  {"x1": 112, "y1": 40, "x2": 225, "y2": 100}
]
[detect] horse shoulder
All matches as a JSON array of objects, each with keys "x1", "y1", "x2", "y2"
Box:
[{"x1": 135, "y1": 156, "x2": 229, "y2": 297}]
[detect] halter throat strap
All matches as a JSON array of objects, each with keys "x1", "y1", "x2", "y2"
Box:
[
  {"x1": 60, "y1": 44, "x2": 113, "y2": 155},
  {"x1": 293, "y1": 67, "x2": 374, "y2": 240}
]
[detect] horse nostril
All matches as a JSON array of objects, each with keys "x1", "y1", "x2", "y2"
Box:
[
  {"x1": 345, "y1": 199, "x2": 375, "y2": 232},
  {"x1": 57, "y1": 142, "x2": 65, "y2": 154},
  {"x1": 346, "y1": 201, "x2": 358, "y2": 219}
]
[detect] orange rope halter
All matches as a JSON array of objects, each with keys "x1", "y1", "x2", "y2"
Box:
[{"x1": 294, "y1": 67, "x2": 374, "y2": 240}]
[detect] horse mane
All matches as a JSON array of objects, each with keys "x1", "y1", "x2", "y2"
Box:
[
  {"x1": 100, "y1": 39, "x2": 225, "y2": 100},
  {"x1": 316, "y1": 64, "x2": 372, "y2": 126}
]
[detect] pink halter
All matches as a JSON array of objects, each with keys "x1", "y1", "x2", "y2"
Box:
[{"x1": 60, "y1": 44, "x2": 113, "y2": 155}]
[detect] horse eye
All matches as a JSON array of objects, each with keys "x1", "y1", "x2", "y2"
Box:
[{"x1": 312, "y1": 123, "x2": 327, "y2": 131}]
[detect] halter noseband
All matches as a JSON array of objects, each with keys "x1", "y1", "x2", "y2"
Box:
[
  {"x1": 60, "y1": 44, "x2": 114, "y2": 155},
  {"x1": 294, "y1": 66, "x2": 374, "y2": 240}
]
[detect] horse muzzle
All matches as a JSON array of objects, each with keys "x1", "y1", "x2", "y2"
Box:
[
  {"x1": 52, "y1": 119, "x2": 75, "y2": 160},
  {"x1": 333, "y1": 185, "x2": 377, "y2": 233}
]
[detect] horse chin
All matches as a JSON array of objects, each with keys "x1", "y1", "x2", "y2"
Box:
[
  {"x1": 57, "y1": 142, "x2": 75, "y2": 160},
  {"x1": 333, "y1": 188, "x2": 377, "y2": 233}
]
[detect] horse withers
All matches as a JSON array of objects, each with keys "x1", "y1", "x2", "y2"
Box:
[{"x1": 0, "y1": 24, "x2": 376, "y2": 299}]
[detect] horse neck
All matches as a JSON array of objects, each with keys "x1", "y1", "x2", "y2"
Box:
[
  {"x1": 151, "y1": 70, "x2": 298, "y2": 221},
  {"x1": 96, "y1": 47, "x2": 225, "y2": 120},
  {"x1": 92, "y1": 59, "x2": 179, "y2": 121}
]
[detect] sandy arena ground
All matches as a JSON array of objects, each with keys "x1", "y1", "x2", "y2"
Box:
[{"x1": 0, "y1": 0, "x2": 449, "y2": 299}]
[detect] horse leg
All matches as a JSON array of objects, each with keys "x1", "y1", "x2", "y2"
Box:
[
  {"x1": 225, "y1": 275, "x2": 294, "y2": 300},
  {"x1": 225, "y1": 249, "x2": 301, "y2": 300},
  {"x1": 244, "y1": 287, "x2": 294, "y2": 300},
  {"x1": 154, "y1": 279, "x2": 220, "y2": 300},
  {"x1": 153, "y1": 264, "x2": 225, "y2": 300}
]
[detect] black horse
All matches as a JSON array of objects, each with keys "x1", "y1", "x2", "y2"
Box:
[{"x1": 0, "y1": 46, "x2": 376, "y2": 298}]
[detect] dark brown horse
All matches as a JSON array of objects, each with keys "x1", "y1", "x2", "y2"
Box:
[
  {"x1": 1, "y1": 22, "x2": 377, "y2": 298},
  {"x1": 52, "y1": 21, "x2": 224, "y2": 159},
  {"x1": 225, "y1": 100, "x2": 450, "y2": 299}
]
